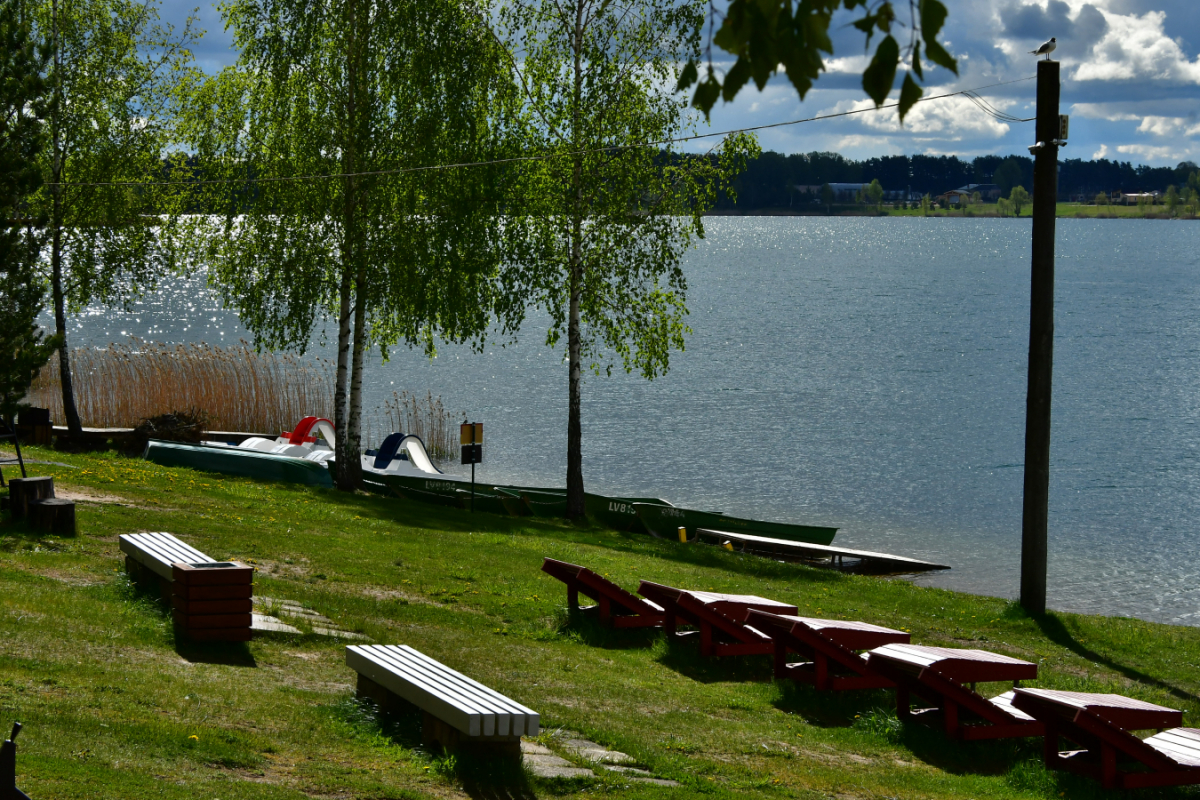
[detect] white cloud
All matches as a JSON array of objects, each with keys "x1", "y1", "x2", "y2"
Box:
[
  {"x1": 1136, "y1": 116, "x2": 1200, "y2": 137},
  {"x1": 820, "y1": 94, "x2": 1013, "y2": 139},
  {"x1": 1116, "y1": 143, "x2": 1190, "y2": 160},
  {"x1": 1094, "y1": 143, "x2": 1110, "y2": 158},
  {"x1": 1070, "y1": 103, "x2": 1141, "y2": 121},
  {"x1": 1072, "y1": 9, "x2": 1200, "y2": 83}
]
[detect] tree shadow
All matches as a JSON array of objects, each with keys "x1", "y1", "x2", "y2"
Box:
[
  {"x1": 315, "y1": 484, "x2": 847, "y2": 589},
  {"x1": 1030, "y1": 610, "x2": 1199, "y2": 705}
]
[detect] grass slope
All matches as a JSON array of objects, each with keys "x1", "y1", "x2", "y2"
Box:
[{"x1": 3, "y1": 447, "x2": 1200, "y2": 799}]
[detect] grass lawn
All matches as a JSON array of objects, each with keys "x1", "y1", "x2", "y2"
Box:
[{"x1": 4, "y1": 447, "x2": 1200, "y2": 799}]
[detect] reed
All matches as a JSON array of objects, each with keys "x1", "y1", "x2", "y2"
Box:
[
  {"x1": 28, "y1": 338, "x2": 335, "y2": 435},
  {"x1": 367, "y1": 390, "x2": 462, "y2": 460}
]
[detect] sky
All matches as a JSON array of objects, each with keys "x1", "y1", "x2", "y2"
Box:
[{"x1": 163, "y1": 0, "x2": 1200, "y2": 167}]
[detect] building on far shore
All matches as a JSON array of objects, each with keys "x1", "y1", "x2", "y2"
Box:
[
  {"x1": 938, "y1": 183, "x2": 1001, "y2": 205},
  {"x1": 1115, "y1": 191, "x2": 1160, "y2": 204}
]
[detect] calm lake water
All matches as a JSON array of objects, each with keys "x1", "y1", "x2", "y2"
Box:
[{"x1": 58, "y1": 217, "x2": 1200, "y2": 625}]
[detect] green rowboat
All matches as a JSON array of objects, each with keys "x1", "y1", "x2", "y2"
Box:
[
  {"x1": 633, "y1": 503, "x2": 837, "y2": 545},
  {"x1": 584, "y1": 493, "x2": 672, "y2": 532}
]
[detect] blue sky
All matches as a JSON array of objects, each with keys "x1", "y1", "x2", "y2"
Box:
[{"x1": 163, "y1": 0, "x2": 1200, "y2": 167}]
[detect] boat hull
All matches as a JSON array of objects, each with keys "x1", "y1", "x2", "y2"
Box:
[
  {"x1": 584, "y1": 493, "x2": 672, "y2": 532},
  {"x1": 145, "y1": 440, "x2": 334, "y2": 488},
  {"x1": 633, "y1": 503, "x2": 836, "y2": 545}
]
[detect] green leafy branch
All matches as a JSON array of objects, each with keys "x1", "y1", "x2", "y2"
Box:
[{"x1": 679, "y1": 0, "x2": 958, "y2": 121}]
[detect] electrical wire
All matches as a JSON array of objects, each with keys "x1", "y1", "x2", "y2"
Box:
[
  {"x1": 960, "y1": 90, "x2": 1034, "y2": 123},
  {"x1": 47, "y1": 75, "x2": 1037, "y2": 189}
]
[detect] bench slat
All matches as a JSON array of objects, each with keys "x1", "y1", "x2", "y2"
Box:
[
  {"x1": 119, "y1": 532, "x2": 212, "y2": 580},
  {"x1": 346, "y1": 645, "x2": 538, "y2": 739},
  {"x1": 355, "y1": 645, "x2": 536, "y2": 737},
  {"x1": 362, "y1": 647, "x2": 505, "y2": 736}
]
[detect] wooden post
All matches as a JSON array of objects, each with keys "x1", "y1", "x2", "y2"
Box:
[
  {"x1": 29, "y1": 498, "x2": 76, "y2": 536},
  {"x1": 8, "y1": 476, "x2": 55, "y2": 520},
  {"x1": 1020, "y1": 60, "x2": 1060, "y2": 615}
]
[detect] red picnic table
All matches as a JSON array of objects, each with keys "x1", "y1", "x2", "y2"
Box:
[
  {"x1": 541, "y1": 558, "x2": 665, "y2": 629},
  {"x1": 1012, "y1": 688, "x2": 1200, "y2": 789},
  {"x1": 866, "y1": 643, "x2": 1042, "y2": 741},
  {"x1": 636, "y1": 581, "x2": 797, "y2": 657},
  {"x1": 748, "y1": 611, "x2": 910, "y2": 691}
]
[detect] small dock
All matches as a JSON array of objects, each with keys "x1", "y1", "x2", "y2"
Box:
[{"x1": 695, "y1": 528, "x2": 949, "y2": 573}]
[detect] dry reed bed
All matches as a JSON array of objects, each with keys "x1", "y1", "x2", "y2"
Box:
[
  {"x1": 29, "y1": 340, "x2": 463, "y2": 457},
  {"x1": 29, "y1": 339, "x2": 332, "y2": 434}
]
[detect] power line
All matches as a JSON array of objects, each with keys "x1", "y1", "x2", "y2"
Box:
[{"x1": 48, "y1": 76, "x2": 1037, "y2": 189}]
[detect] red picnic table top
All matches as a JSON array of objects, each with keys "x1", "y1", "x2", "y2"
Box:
[
  {"x1": 868, "y1": 643, "x2": 1038, "y2": 683},
  {"x1": 637, "y1": 581, "x2": 798, "y2": 622},
  {"x1": 1013, "y1": 689, "x2": 1183, "y2": 731}
]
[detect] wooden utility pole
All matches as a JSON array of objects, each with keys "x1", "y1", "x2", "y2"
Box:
[{"x1": 1020, "y1": 60, "x2": 1061, "y2": 615}]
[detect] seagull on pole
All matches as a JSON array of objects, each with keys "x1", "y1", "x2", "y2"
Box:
[{"x1": 1030, "y1": 37, "x2": 1056, "y2": 59}]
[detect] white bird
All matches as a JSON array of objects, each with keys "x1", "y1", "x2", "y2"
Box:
[{"x1": 1030, "y1": 37, "x2": 1056, "y2": 59}]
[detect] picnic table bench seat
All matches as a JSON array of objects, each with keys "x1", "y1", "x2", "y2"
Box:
[
  {"x1": 119, "y1": 532, "x2": 253, "y2": 642},
  {"x1": 636, "y1": 581, "x2": 797, "y2": 657},
  {"x1": 748, "y1": 611, "x2": 910, "y2": 691},
  {"x1": 541, "y1": 558, "x2": 665, "y2": 628},
  {"x1": 1012, "y1": 688, "x2": 1200, "y2": 789},
  {"x1": 347, "y1": 644, "x2": 538, "y2": 759},
  {"x1": 866, "y1": 643, "x2": 1043, "y2": 741}
]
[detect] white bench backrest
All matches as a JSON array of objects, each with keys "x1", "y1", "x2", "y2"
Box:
[
  {"x1": 119, "y1": 532, "x2": 213, "y2": 580},
  {"x1": 346, "y1": 644, "x2": 539, "y2": 738}
]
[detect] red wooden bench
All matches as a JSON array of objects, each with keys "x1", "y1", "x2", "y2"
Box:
[
  {"x1": 541, "y1": 558, "x2": 665, "y2": 628},
  {"x1": 636, "y1": 581, "x2": 797, "y2": 657},
  {"x1": 1012, "y1": 688, "x2": 1200, "y2": 789},
  {"x1": 866, "y1": 643, "x2": 1042, "y2": 741},
  {"x1": 748, "y1": 611, "x2": 910, "y2": 690}
]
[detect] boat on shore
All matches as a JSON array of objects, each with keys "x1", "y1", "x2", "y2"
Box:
[
  {"x1": 633, "y1": 502, "x2": 837, "y2": 545},
  {"x1": 146, "y1": 418, "x2": 448, "y2": 487}
]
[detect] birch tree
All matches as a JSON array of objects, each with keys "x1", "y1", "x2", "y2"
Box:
[
  {"x1": 183, "y1": 0, "x2": 519, "y2": 490},
  {"x1": 0, "y1": 0, "x2": 59, "y2": 418},
  {"x1": 498, "y1": 0, "x2": 757, "y2": 519},
  {"x1": 28, "y1": 0, "x2": 199, "y2": 433}
]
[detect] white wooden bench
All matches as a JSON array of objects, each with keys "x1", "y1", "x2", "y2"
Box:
[
  {"x1": 346, "y1": 644, "x2": 538, "y2": 759},
  {"x1": 119, "y1": 532, "x2": 254, "y2": 642}
]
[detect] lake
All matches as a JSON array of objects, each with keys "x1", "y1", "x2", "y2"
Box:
[{"x1": 56, "y1": 217, "x2": 1200, "y2": 625}]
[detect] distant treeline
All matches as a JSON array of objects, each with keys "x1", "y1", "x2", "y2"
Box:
[{"x1": 716, "y1": 151, "x2": 1199, "y2": 209}]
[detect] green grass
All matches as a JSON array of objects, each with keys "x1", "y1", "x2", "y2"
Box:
[{"x1": 5, "y1": 447, "x2": 1200, "y2": 799}]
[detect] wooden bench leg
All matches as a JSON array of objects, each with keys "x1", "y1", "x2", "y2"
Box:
[
  {"x1": 422, "y1": 712, "x2": 521, "y2": 760},
  {"x1": 943, "y1": 700, "x2": 960, "y2": 739},
  {"x1": 356, "y1": 674, "x2": 419, "y2": 715},
  {"x1": 896, "y1": 686, "x2": 912, "y2": 720}
]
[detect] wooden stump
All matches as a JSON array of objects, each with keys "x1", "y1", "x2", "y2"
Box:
[
  {"x1": 8, "y1": 476, "x2": 54, "y2": 520},
  {"x1": 28, "y1": 498, "x2": 76, "y2": 536}
]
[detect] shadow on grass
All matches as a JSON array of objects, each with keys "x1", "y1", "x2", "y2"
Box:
[
  {"x1": 1029, "y1": 609, "x2": 1199, "y2": 705},
  {"x1": 554, "y1": 608, "x2": 661, "y2": 651},
  {"x1": 851, "y1": 702, "x2": 1041, "y2": 777},
  {"x1": 772, "y1": 679, "x2": 891, "y2": 727},
  {"x1": 174, "y1": 638, "x2": 257, "y2": 667},
  {"x1": 450, "y1": 756, "x2": 537, "y2": 800},
  {"x1": 319, "y1": 486, "x2": 848, "y2": 588},
  {"x1": 345, "y1": 697, "x2": 536, "y2": 800},
  {"x1": 652, "y1": 632, "x2": 774, "y2": 684}
]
